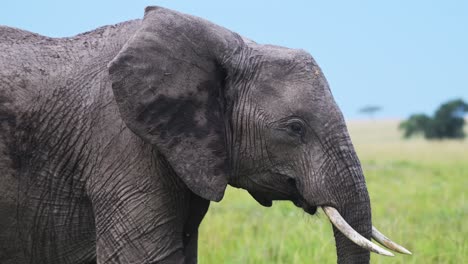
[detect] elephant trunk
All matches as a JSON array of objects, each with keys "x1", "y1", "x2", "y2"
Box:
[
  {"x1": 317, "y1": 137, "x2": 409, "y2": 262},
  {"x1": 309, "y1": 129, "x2": 373, "y2": 263},
  {"x1": 331, "y1": 198, "x2": 372, "y2": 263},
  {"x1": 320, "y1": 156, "x2": 373, "y2": 263}
]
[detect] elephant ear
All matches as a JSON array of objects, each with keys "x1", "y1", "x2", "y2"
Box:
[{"x1": 108, "y1": 6, "x2": 242, "y2": 201}]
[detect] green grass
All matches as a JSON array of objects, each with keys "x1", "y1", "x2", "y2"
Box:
[{"x1": 198, "y1": 120, "x2": 467, "y2": 263}]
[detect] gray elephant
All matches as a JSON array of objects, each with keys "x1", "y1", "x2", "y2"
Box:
[{"x1": 0, "y1": 6, "x2": 410, "y2": 264}]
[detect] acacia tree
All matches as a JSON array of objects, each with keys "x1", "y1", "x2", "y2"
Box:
[
  {"x1": 400, "y1": 99, "x2": 468, "y2": 139},
  {"x1": 359, "y1": 105, "x2": 382, "y2": 119}
]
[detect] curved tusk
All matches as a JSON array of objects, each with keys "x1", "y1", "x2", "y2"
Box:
[
  {"x1": 322, "y1": 206, "x2": 394, "y2": 257},
  {"x1": 372, "y1": 226, "x2": 412, "y2": 255}
]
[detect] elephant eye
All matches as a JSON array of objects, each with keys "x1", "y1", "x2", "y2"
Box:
[{"x1": 287, "y1": 120, "x2": 306, "y2": 137}]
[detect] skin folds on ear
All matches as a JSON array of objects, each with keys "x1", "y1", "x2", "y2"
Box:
[{"x1": 108, "y1": 6, "x2": 242, "y2": 201}]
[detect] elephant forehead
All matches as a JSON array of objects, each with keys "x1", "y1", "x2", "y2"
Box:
[
  {"x1": 255, "y1": 64, "x2": 331, "y2": 107},
  {"x1": 253, "y1": 48, "x2": 326, "y2": 92},
  {"x1": 252, "y1": 63, "x2": 334, "y2": 121},
  {"x1": 259, "y1": 47, "x2": 316, "y2": 71}
]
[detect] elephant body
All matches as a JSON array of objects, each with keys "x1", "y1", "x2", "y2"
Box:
[
  {"x1": 0, "y1": 6, "x2": 410, "y2": 264},
  {"x1": 0, "y1": 20, "x2": 209, "y2": 263}
]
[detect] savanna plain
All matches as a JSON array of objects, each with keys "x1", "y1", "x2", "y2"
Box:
[{"x1": 198, "y1": 120, "x2": 467, "y2": 263}]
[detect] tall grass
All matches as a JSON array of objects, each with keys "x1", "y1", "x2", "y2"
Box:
[{"x1": 198, "y1": 120, "x2": 467, "y2": 263}]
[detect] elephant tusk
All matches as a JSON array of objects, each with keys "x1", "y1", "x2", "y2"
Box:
[
  {"x1": 322, "y1": 206, "x2": 394, "y2": 257},
  {"x1": 372, "y1": 226, "x2": 412, "y2": 255}
]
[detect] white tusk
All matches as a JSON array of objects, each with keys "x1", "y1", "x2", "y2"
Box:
[
  {"x1": 372, "y1": 226, "x2": 412, "y2": 255},
  {"x1": 322, "y1": 206, "x2": 394, "y2": 257}
]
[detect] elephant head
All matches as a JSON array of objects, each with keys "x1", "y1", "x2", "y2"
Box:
[{"x1": 108, "y1": 6, "x2": 410, "y2": 263}]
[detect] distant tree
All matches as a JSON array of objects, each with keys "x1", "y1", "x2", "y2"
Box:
[
  {"x1": 359, "y1": 105, "x2": 382, "y2": 119},
  {"x1": 430, "y1": 99, "x2": 468, "y2": 139},
  {"x1": 399, "y1": 114, "x2": 431, "y2": 138},
  {"x1": 399, "y1": 99, "x2": 468, "y2": 139}
]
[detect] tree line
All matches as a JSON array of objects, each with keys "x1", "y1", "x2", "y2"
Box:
[{"x1": 399, "y1": 99, "x2": 467, "y2": 139}]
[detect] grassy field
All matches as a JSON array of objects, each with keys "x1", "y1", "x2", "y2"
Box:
[{"x1": 198, "y1": 120, "x2": 467, "y2": 263}]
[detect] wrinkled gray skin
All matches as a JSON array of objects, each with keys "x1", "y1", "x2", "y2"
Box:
[{"x1": 0, "y1": 6, "x2": 372, "y2": 264}]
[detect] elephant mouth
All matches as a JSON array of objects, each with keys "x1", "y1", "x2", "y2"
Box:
[
  {"x1": 292, "y1": 198, "x2": 317, "y2": 215},
  {"x1": 248, "y1": 174, "x2": 318, "y2": 215},
  {"x1": 286, "y1": 176, "x2": 318, "y2": 215},
  {"x1": 249, "y1": 191, "x2": 317, "y2": 215}
]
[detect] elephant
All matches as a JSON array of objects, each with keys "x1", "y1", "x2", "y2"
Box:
[{"x1": 0, "y1": 6, "x2": 411, "y2": 264}]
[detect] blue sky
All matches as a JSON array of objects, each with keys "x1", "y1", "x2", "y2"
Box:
[{"x1": 1, "y1": 1, "x2": 467, "y2": 119}]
